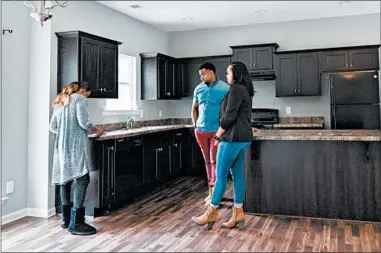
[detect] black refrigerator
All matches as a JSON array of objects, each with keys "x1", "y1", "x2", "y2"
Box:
[{"x1": 330, "y1": 71, "x2": 380, "y2": 129}]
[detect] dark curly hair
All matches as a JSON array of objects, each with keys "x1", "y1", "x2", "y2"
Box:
[{"x1": 230, "y1": 61, "x2": 255, "y2": 97}]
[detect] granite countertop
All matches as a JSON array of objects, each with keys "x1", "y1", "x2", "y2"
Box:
[
  {"x1": 273, "y1": 123, "x2": 324, "y2": 128},
  {"x1": 253, "y1": 129, "x2": 381, "y2": 141},
  {"x1": 273, "y1": 116, "x2": 324, "y2": 129},
  {"x1": 89, "y1": 124, "x2": 193, "y2": 141}
]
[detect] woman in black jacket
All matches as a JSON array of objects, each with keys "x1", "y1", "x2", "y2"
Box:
[{"x1": 192, "y1": 61, "x2": 254, "y2": 230}]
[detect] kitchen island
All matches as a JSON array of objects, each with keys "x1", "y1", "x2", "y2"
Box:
[{"x1": 244, "y1": 129, "x2": 381, "y2": 222}]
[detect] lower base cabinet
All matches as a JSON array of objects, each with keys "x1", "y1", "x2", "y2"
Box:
[{"x1": 55, "y1": 128, "x2": 206, "y2": 217}]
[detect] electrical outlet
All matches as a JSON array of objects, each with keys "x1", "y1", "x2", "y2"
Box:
[
  {"x1": 139, "y1": 109, "x2": 144, "y2": 119},
  {"x1": 6, "y1": 181, "x2": 14, "y2": 194},
  {"x1": 286, "y1": 106, "x2": 291, "y2": 114},
  {"x1": 159, "y1": 109, "x2": 162, "y2": 117}
]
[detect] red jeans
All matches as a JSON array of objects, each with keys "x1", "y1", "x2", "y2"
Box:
[{"x1": 194, "y1": 129, "x2": 218, "y2": 187}]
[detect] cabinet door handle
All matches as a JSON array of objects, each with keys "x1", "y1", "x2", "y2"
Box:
[
  {"x1": 166, "y1": 92, "x2": 171, "y2": 96},
  {"x1": 104, "y1": 88, "x2": 107, "y2": 92},
  {"x1": 173, "y1": 69, "x2": 175, "y2": 96},
  {"x1": 298, "y1": 88, "x2": 301, "y2": 92},
  {"x1": 176, "y1": 133, "x2": 183, "y2": 136},
  {"x1": 111, "y1": 149, "x2": 115, "y2": 197},
  {"x1": 294, "y1": 89, "x2": 297, "y2": 93},
  {"x1": 350, "y1": 63, "x2": 353, "y2": 67},
  {"x1": 345, "y1": 63, "x2": 349, "y2": 67},
  {"x1": 155, "y1": 149, "x2": 159, "y2": 178},
  {"x1": 169, "y1": 145, "x2": 172, "y2": 173},
  {"x1": 174, "y1": 143, "x2": 178, "y2": 147},
  {"x1": 179, "y1": 143, "x2": 182, "y2": 169}
]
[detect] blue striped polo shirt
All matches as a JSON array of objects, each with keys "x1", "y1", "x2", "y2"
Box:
[{"x1": 193, "y1": 78, "x2": 230, "y2": 133}]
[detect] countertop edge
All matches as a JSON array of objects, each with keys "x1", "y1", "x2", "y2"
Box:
[
  {"x1": 89, "y1": 125, "x2": 381, "y2": 142},
  {"x1": 253, "y1": 135, "x2": 381, "y2": 142},
  {"x1": 90, "y1": 125, "x2": 193, "y2": 141}
]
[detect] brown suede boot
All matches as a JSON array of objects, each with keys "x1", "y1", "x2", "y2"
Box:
[
  {"x1": 192, "y1": 206, "x2": 218, "y2": 230},
  {"x1": 222, "y1": 207, "x2": 245, "y2": 229},
  {"x1": 204, "y1": 187, "x2": 214, "y2": 202}
]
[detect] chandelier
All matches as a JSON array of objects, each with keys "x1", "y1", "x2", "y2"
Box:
[{"x1": 24, "y1": 1, "x2": 68, "y2": 27}]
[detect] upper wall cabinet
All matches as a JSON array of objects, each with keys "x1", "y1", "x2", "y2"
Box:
[
  {"x1": 56, "y1": 31, "x2": 122, "y2": 99},
  {"x1": 141, "y1": 53, "x2": 182, "y2": 100},
  {"x1": 230, "y1": 43, "x2": 279, "y2": 71},
  {"x1": 319, "y1": 46, "x2": 379, "y2": 72},
  {"x1": 274, "y1": 52, "x2": 320, "y2": 97}
]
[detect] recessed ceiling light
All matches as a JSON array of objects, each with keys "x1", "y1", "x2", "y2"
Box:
[
  {"x1": 181, "y1": 17, "x2": 194, "y2": 21},
  {"x1": 254, "y1": 10, "x2": 267, "y2": 14},
  {"x1": 130, "y1": 4, "x2": 141, "y2": 9},
  {"x1": 339, "y1": 1, "x2": 352, "y2": 5}
]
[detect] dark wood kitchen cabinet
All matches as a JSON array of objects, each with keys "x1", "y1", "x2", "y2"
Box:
[
  {"x1": 114, "y1": 137, "x2": 144, "y2": 204},
  {"x1": 56, "y1": 31, "x2": 122, "y2": 98},
  {"x1": 96, "y1": 136, "x2": 144, "y2": 212},
  {"x1": 319, "y1": 46, "x2": 379, "y2": 72},
  {"x1": 172, "y1": 129, "x2": 193, "y2": 176},
  {"x1": 230, "y1": 44, "x2": 279, "y2": 71},
  {"x1": 99, "y1": 140, "x2": 115, "y2": 211},
  {"x1": 56, "y1": 128, "x2": 205, "y2": 216},
  {"x1": 176, "y1": 60, "x2": 189, "y2": 97},
  {"x1": 274, "y1": 52, "x2": 320, "y2": 97},
  {"x1": 245, "y1": 140, "x2": 381, "y2": 222},
  {"x1": 143, "y1": 131, "x2": 173, "y2": 184},
  {"x1": 141, "y1": 53, "x2": 182, "y2": 100}
]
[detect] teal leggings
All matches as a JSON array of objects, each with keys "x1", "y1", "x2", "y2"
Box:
[{"x1": 210, "y1": 141, "x2": 251, "y2": 206}]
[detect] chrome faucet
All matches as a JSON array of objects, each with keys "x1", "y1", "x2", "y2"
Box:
[{"x1": 126, "y1": 116, "x2": 135, "y2": 129}]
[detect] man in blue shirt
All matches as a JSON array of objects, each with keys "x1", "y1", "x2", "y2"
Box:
[{"x1": 191, "y1": 62, "x2": 230, "y2": 206}]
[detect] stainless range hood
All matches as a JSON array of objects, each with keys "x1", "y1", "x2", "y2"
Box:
[{"x1": 250, "y1": 70, "x2": 276, "y2": 81}]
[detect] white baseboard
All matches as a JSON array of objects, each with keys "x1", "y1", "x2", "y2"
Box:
[
  {"x1": 1, "y1": 208, "x2": 28, "y2": 225},
  {"x1": 2, "y1": 207, "x2": 56, "y2": 225},
  {"x1": 26, "y1": 207, "x2": 56, "y2": 218}
]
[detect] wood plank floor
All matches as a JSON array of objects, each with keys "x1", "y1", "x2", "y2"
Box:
[{"x1": 2, "y1": 176, "x2": 381, "y2": 252}]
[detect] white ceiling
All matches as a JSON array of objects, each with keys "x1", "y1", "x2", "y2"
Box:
[{"x1": 98, "y1": 1, "x2": 381, "y2": 32}]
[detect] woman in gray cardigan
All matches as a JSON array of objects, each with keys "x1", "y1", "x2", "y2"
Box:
[{"x1": 49, "y1": 82, "x2": 103, "y2": 235}]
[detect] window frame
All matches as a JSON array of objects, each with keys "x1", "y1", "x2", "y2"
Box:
[{"x1": 103, "y1": 53, "x2": 139, "y2": 116}]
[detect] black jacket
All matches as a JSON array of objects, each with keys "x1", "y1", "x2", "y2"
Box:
[{"x1": 219, "y1": 84, "x2": 252, "y2": 142}]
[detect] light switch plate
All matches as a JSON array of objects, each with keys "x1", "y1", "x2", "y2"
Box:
[
  {"x1": 286, "y1": 106, "x2": 291, "y2": 114},
  {"x1": 6, "y1": 181, "x2": 14, "y2": 194},
  {"x1": 159, "y1": 109, "x2": 162, "y2": 117}
]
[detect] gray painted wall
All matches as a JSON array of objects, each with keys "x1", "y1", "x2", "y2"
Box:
[
  {"x1": 167, "y1": 13, "x2": 381, "y2": 127},
  {"x1": 1, "y1": 1, "x2": 30, "y2": 216}
]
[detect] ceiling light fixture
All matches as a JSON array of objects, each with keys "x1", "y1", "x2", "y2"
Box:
[
  {"x1": 130, "y1": 4, "x2": 141, "y2": 9},
  {"x1": 254, "y1": 10, "x2": 267, "y2": 14},
  {"x1": 339, "y1": 1, "x2": 352, "y2": 5},
  {"x1": 181, "y1": 17, "x2": 194, "y2": 21},
  {"x1": 24, "y1": 1, "x2": 68, "y2": 27}
]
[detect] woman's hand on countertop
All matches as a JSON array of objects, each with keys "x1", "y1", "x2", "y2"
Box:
[
  {"x1": 94, "y1": 127, "x2": 104, "y2": 136},
  {"x1": 252, "y1": 127, "x2": 260, "y2": 133}
]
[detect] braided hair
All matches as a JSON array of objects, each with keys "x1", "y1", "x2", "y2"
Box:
[{"x1": 230, "y1": 61, "x2": 255, "y2": 97}]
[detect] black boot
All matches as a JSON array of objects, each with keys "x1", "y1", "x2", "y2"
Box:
[
  {"x1": 61, "y1": 203, "x2": 73, "y2": 228},
  {"x1": 67, "y1": 207, "x2": 97, "y2": 236}
]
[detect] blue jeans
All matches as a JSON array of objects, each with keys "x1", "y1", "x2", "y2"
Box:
[
  {"x1": 210, "y1": 141, "x2": 251, "y2": 206},
  {"x1": 60, "y1": 173, "x2": 90, "y2": 208}
]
